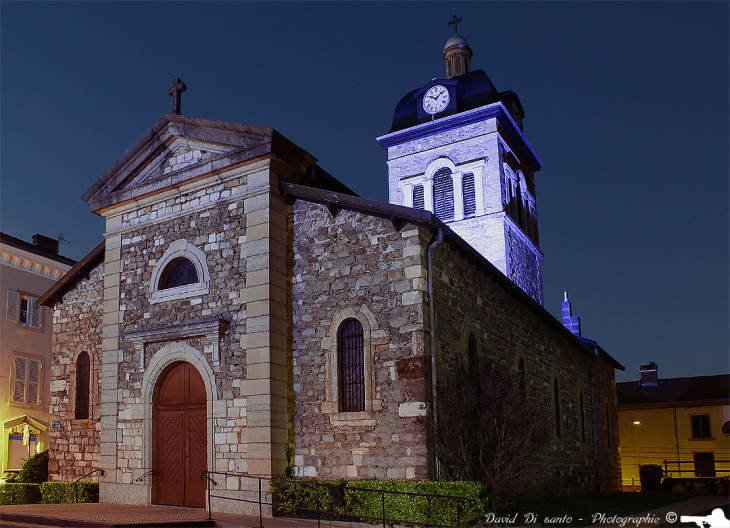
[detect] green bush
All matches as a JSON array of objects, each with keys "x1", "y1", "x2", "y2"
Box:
[
  {"x1": 271, "y1": 478, "x2": 350, "y2": 520},
  {"x1": 272, "y1": 478, "x2": 488, "y2": 525},
  {"x1": 0, "y1": 483, "x2": 42, "y2": 505},
  {"x1": 716, "y1": 476, "x2": 729, "y2": 494},
  {"x1": 17, "y1": 450, "x2": 48, "y2": 483},
  {"x1": 346, "y1": 480, "x2": 487, "y2": 526},
  {"x1": 40, "y1": 481, "x2": 99, "y2": 504},
  {"x1": 639, "y1": 465, "x2": 664, "y2": 491}
]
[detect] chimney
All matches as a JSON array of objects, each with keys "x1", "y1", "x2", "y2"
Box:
[
  {"x1": 561, "y1": 292, "x2": 581, "y2": 337},
  {"x1": 32, "y1": 234, "x2": 59, "y2": 254},
  {"x1": 639, "y1": 362, "x2": 660, "y2": 387}
]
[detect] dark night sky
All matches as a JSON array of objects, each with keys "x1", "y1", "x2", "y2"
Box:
[{"x1": 1, "y1": 2, "x2": 728, "y2": 382}]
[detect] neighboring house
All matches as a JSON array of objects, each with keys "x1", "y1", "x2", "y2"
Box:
[
  {"x1": 39, "y1": 29, "x2": 624, "y2": 512},
  {"x1": 616, "y1": 363, "x2": 730, "y2": 487},
  {"x1": 0, "y1": 233, "x2": 75, "y2": 474}
]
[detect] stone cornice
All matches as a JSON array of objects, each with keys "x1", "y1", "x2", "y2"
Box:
[
  {"x1": 0, "y1": 245, "x2": 73, "y2": 280},
  {"x1": 376, "y1": 102, "x2": 542, "y2": 172}
]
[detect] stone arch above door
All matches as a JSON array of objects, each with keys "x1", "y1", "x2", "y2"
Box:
[{"x1": 139, "y1": 342, "x2": 218, "y2": 495}]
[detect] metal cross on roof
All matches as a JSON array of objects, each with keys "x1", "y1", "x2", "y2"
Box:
[
  {"x1": 168, "y1": 77, "x2": 187, "y2": 115},
  {"x1": 448, "y1": 10, "x2": 462, "y2": 34}
]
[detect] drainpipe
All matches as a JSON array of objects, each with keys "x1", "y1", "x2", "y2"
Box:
[
  {"x1": 588, "y1": 352, "x2": 601, "y2": 493},
  {"x1": 427, "y1": 228, "x2": 444, "y2": 477}
]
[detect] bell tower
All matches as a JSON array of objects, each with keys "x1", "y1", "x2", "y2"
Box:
[{"x1": 376, "y1": 19, "x2": 544, "y2": 305}]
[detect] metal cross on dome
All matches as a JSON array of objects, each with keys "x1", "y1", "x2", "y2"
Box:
[
  {"x1": 449, "y1": 10, "x2": 462, "y2": 34},
  {"x1": 168, "y1": 77, "x2": 187, "y2": 115}
]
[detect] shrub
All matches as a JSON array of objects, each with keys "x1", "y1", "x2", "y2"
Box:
[
  {"x1": 429, "y1": 364, "x2": 550, "y2": 508},
  {"x1": 40, "y1": 482, "x2": 100, "y2": 504},
  {"x1": 639, "y1": 465, "x2": 664, "y2": 491},
  {"x1": 17, "y1": 450, "x2": 48, "y2": 484},
  {"x1": 272, "y1": 478, "x2": 488, "y2": 525},
  {"x1": 716, "y1": 476, "x2": 729, "y2": 494},
  {"x1": 346, "y1": 479, "x2": 487, "y2": 526},
  {"x1": 271, "y1": 478, "x2": 349, "y2": 520},
  {"x1": 0, "y1": 483, "x2": 42, "y2": 505}
]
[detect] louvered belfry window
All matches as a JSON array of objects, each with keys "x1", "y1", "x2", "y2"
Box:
[
  {"x1": 75, "y1": 351, "x2": 90, "y2": 419},
  {"x1": 462, "y1": 173, "x2": 475, "y2": 217},
  {"x1": 338, "y1": 318, "x2": 365, "y2": 412},
  {"x1": 413, "y1": 185, "x2": 425, "y2": 210},
  {"x1": 433, "y1": 167, "x2": 454, "y2": 221}
]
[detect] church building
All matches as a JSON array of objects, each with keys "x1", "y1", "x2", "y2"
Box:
[{"x1": 39, "y1": 25, "x2": 622, "y2": 512}]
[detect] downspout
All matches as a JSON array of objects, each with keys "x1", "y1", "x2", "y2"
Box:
[
  {"x1": 588, "y1": 352, "x2": 601, "y2": 493},
  {"x1": 427, "y1": 228, "x2": 444, "y2": 477}
]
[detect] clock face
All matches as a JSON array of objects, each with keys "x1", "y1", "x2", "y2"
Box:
[{"x1": 423, "y1": 85, "x2": 450, "y2": 115}]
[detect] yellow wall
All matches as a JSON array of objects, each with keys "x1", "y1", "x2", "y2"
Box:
[
  {"x1": 0, "y1": 241, "x2": 72, "y2": 473},
  {"x1": 618, "y1": 403, "x2": 730, "y2": 487}
]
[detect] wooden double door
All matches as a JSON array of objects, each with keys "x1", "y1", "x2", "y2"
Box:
[{"x1": 155, "y1": 362, "x2": 207, "y2": 508}]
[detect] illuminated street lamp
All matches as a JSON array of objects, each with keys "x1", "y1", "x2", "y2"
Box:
[{"x1": 633, "y1": 420, "x2": 642, "y2": 469}]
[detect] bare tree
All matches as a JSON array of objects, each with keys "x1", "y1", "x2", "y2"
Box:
[{"x1": 429, "y1": 363, "x2": 550, "y2": 507}]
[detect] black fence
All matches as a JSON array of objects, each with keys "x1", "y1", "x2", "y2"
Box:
[
  {"x1": 200, "y1": 471, "x2": 474, "y2": 528},
  {"x1": 663, "y1": 459, "x2": 730, "y2": 478}
]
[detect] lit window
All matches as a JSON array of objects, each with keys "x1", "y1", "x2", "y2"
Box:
[
  {"x1": 75, "y1": 352, "x2": 90, "y2": 419},
  {"x1": 12, "y1": 354, "x2": 42, "y2": 406},
  {"x1": 433, "y1": 167, "x2": 454, "y2": 221},
  {"x1": 6, "y1": 290, "x2": 42, "y2": 330},
  {"x1": 691, "y1": 415, "x2": 712, "y2": 439},
  {"x1": 338, "y1": 318, "x2": 364, "y2": 413}
]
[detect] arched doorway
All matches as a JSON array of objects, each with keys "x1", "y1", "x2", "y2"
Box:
[{"x1": 154, "y1": 362, "x2": 207, "y2": 508}]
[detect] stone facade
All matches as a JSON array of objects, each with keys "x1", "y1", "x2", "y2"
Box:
[
  {"x1": 39, "y1": 110, "x2": 622, "y2": 514},
  {"x1": 291, "y1": 202, "x2": 430, "y2": 481},
  {"x1": 47, "y1": 261, "x2": 103, "y2": 480}
]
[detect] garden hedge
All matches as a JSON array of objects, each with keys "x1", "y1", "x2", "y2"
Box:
[
  {"x1": 40, "y1": 482, "x2": 99, "y2": 504},
  {"x1": 0, "y1": 483, "x2": 42, "y2": 505},
  {"x1": 272, "y1": 478, "x2": 488, "y2": 526}
]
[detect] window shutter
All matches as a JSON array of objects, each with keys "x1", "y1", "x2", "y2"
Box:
[
  {"x1": 29, "y1": 297, "x2": 42, "y2": 329},
  {"x1": 6, "y1": 290, "x2": 19, "y2": 324},
  {"x1": 27, "y1": 359, "x2": 40, "y2": 405},
  {"x1": 13, "y1": 356, "x2": 27, "y2": 403},
  {"x1": 433, "y1": 167, "x2": 454, "y2": 221},
  {"x1": 462, "y1": 173, "x2": 475, "y2": 217},
  {"x1": 413, "y1": 185, "x2": 425, "y2": 210}
]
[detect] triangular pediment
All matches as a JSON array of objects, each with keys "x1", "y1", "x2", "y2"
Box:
[{"x1": 82, "y1": 114, "x2": 277, "y2": 214}]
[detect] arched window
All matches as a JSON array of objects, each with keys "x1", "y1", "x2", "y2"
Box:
[
  {"x1": 433, "y1": 167, "x2": 454, "y2": 221},
  {"x1": 462, "y1": 173, "x2": 475, "y2": 217},
  {"x1": 518, "y1": 358, "x2": 526, "y2": 397},
  {"x1": 579, "y1": 392, "x2": 586, "y2": 443},
  {"x1": 75, "y1": 351, "x2": 90, "y2": 420},
  {"x1": 413, "y1": 185, "x2": 425, "y2": 210},
  {"x1": 467, "y1": 333, "x2": 479, "y2": 378},
  {"x1": 159, "y1": 257, "x2": 198, "y2": 290},
  {"x1": 554, "y1": 378, "x2": 562, "y2": 438},
  {"x1": 338, "y1": 318, "x2": 364, "y2": 412}
]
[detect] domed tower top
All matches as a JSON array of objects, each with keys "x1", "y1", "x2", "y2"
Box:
[{"x1": 443, "y1": 13, "x2": 472, "y2": 78}]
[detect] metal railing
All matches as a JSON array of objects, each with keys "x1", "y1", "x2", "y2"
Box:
[
  {"x1": 72, "y1": 468, "x2": 105, "y2": 482},
  {"x1": 135, "y1": 470, "x2": 158, "y2": 483},
  {"x1": 200, "y1": 470, "x2": 474, "y2": 528},
  {"x1": 663, "y1": 459, "x2": 730, "y2": 478}
]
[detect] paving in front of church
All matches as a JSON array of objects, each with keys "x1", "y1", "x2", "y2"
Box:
[{"x1": 0, "y1": 502, "x2": 381, "y2": 528}]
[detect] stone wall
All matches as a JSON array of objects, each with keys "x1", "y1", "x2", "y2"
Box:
[
  {"x1": 431, "y1": 239, "x2": 621, "y2": 494},
  {"x1": 48, "y1": 262, "x2": 104, "y2": 481},
  {"x1": 291, "y1": 201, "x2": 430, "y2": 480}
]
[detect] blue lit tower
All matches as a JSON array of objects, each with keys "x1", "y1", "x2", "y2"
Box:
[{"x1": 376, "y1": 25, "x2": 544, "y2": 305}]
